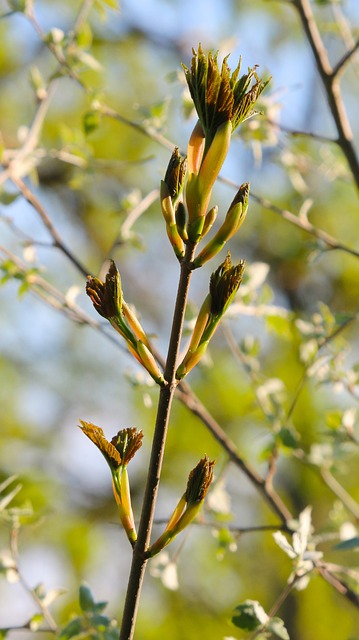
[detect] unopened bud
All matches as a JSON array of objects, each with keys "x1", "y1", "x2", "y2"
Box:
[
  {"x1": 193, "y1": 183, "x2": 249, "y2": 268},
  {"x1": 86, "y1": 260, "x2": 122, "y2": 319},
  {"x1": 164, "y1": 147, "x2": 187, "y2": 203},
  {"x1": 209, "y1": 253, "x2": 245, "y2": 316},
  {"x1": 147, "y1": 456, "x2": 215, "y2": 557}
]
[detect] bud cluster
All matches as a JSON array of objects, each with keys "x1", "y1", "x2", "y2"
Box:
[
  {"x1": 86, "y1": 261, "x2": 164, "y2": 385},
  {"x1": 79, "y1": 422, "x2": 143, "y2": 545},
  {"x1": 160, "y1": 44, "x2": 267, "y2": 256}
]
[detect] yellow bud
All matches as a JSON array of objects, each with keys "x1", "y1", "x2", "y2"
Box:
[
  {"x1": 122, "y1": 301, "x2": 151, "y2": 349},
  {"x1": 201, "y1": 205, "x2": 218, "y2": 239},
  {"x1": 160, "y1": 180, "x2": 176, "y2": 225},
  {"x1": 136, "y1": 340, "x2": 165, "y2": 385},
  {"x1": 187, "y1": 119, "x2": 205, "y2": 175},
  {"x1": 196, "y1": 120, "x2": 232, "y2": 213},
  {"x1": 166, "y1": 222, "x2": 185, "y2": 259}
]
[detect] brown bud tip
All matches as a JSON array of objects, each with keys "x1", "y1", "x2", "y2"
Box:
[
  {"x1": 185, "y1": 455, "x2": 215, "y2": 504},
  {"x1": 209, "y1": 252, "x2": 245, "y2": 315},
  {"x1": 164, "y1": 147, "x2": 188, "y2": 200},
  {"x1": 86, "y1": 260, "x2": 122, "y2": 319},
  {"x1": 110, "y1": 428, "x2": 144, "y2": 465},
  {"x1": 79, "y1": 420, "x2": 122, "y2": 469},
  {"x1": 229, "y1": 182, "x2": 250, "y2": 211}
]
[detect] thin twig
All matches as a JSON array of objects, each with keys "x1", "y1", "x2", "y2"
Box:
[
  {"x1": 10, "y1": 175, "x2": 89, "y2": 277},
  {"x1": 221, "y1": 175, "x2": 359, "y2": 259},
  {"x1": 10, "y1": 528, "x2": 57, "y2": 632},
  {"x1": 320, "y1": 468, "x2": 359, "y2": 521},
  {"x1": 287, "y1": 312, "x2": 357, "y2": 420},
  {"x1": 292, "y1": 0, "x2": 359, "y2": 192},
  {"x1": 316, "y1": 562, "x2": 359, "y2": 609},
  {"x1": 332, "y1": 40, "x2": 359, "y2": 80}
]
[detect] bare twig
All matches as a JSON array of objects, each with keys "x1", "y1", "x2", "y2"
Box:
[
  {"x1": 320, "y1": 468, "x2": 359, "y2": 521},
  {"x1": 10, "y1": 527, "x2": 57, "y2": 632},
  {"x1": 220, "y1": 175, "x2": 359, "y2": 259},
  {"x1": 10, "y1": 176, "x2": 89, "y2": 277},
  {"x1": 332, "y1": 40, "x2": 359, "y2": 80},
  {"x1": 287, "y1": 312, "x2": 357, "y2": 420},
  {"x1": 316, "y1": 561, "x2": 359, "y2": 609},
  {"x1": 292, "y1": 0, "x2": 359, "y2": 192}
]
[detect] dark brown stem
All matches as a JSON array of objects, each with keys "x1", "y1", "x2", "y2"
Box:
[
  {"x1": 119, "y1": 243, "x2": 196, "y2": 640},
  {"x1": 292, "y1": 0, "x2": 359, "y2": 192}
]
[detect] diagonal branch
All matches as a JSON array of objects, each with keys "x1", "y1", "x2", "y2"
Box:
[{"x1": 332, "y1": 40, "x2": 359, "y2": 79}]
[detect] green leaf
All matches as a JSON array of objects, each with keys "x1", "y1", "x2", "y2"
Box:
[
  {"x1": 83, "y1": 110, "x2": 101, "y2": 135},
  {"x1": 29, "y1": 613, "x2": 44, "y2": 631},
  {"x1": 79, "y1": 583, "x2": 96, "y2": 612},
  {"x1": 232, "y1": 600, "x2": 268, "y2": 631},
  {"x1": 266, "y1": 314, "x2": 293, "y2": 340},
  {"x1": 58, "y1": 617, "x2": 83, "y2": 639},
  {"x1": 7, "y1": 0, "x2": 26, "y2": 11},
  {"x1": 277, "y1": 426, "x2": 300, "y2": 449},
  {"x1": 268, "y1": 617, "x2": 290, "y2": 640},
  {"x1": 334, "y1": 536, "x2": 359, "y2": 551},
  {"x1": 0, "y1": 189, "x2": 20, "y2": 205}
]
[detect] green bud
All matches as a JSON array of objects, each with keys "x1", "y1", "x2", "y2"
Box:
[
  {"x1": 147, "y1": 456, "x2": 215, "y2": 557},
  {"x1": 175, "y1": 202, "x2": 188, "y2": 242},
  {"x1": 193, "y1": 183, "x2": 249, "y2": 268}
]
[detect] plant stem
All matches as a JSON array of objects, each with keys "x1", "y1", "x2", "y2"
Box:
[
  {"x1": 119, "y1": 243, "x2": 196, "y2": 640},
  {"x1": 292, "y1": 0, "x2": 359, "y2": 192}
]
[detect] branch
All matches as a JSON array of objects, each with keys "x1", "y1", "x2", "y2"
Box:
[
  {"x1": 10, "y1": 176, "x2": 89, "y2": 277},
  {"x1": 292, "y1": 0, "x2": 359, "y2": 192},
  {"x1": 317, "y1": 562, "x2": 359, "y2": 609},
  {"x1": 220, "y1": 175, "x2": 359, "y2": 259},
  {"x1": 10, "y1": 528, "x2": 57, "y2": 632},
  {"x1": 119, "y1": 243, "x2": 196, "y2": 640},
  {"x1": 332, "y1": 40, "x2": 359, "y2": 79}
]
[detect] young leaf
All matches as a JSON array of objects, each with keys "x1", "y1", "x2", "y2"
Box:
[
  {"x1": 79, "y1": 583, "x2": 96, "y2": 613},
  {"x1": 267, "y1": 617, "x2": 290, "y2": 640},
  {"x1": 232, "y1": 600, "x2": 268, "y2": 630}
]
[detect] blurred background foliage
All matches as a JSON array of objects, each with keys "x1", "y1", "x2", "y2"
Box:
[{"x1": 0, "y1": 0, "x2": 358, "y2": 638}]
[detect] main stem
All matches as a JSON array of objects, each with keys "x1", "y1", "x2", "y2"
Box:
[{"x1": 119, "y1": 243, "x2": 196, "y2": 640}]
